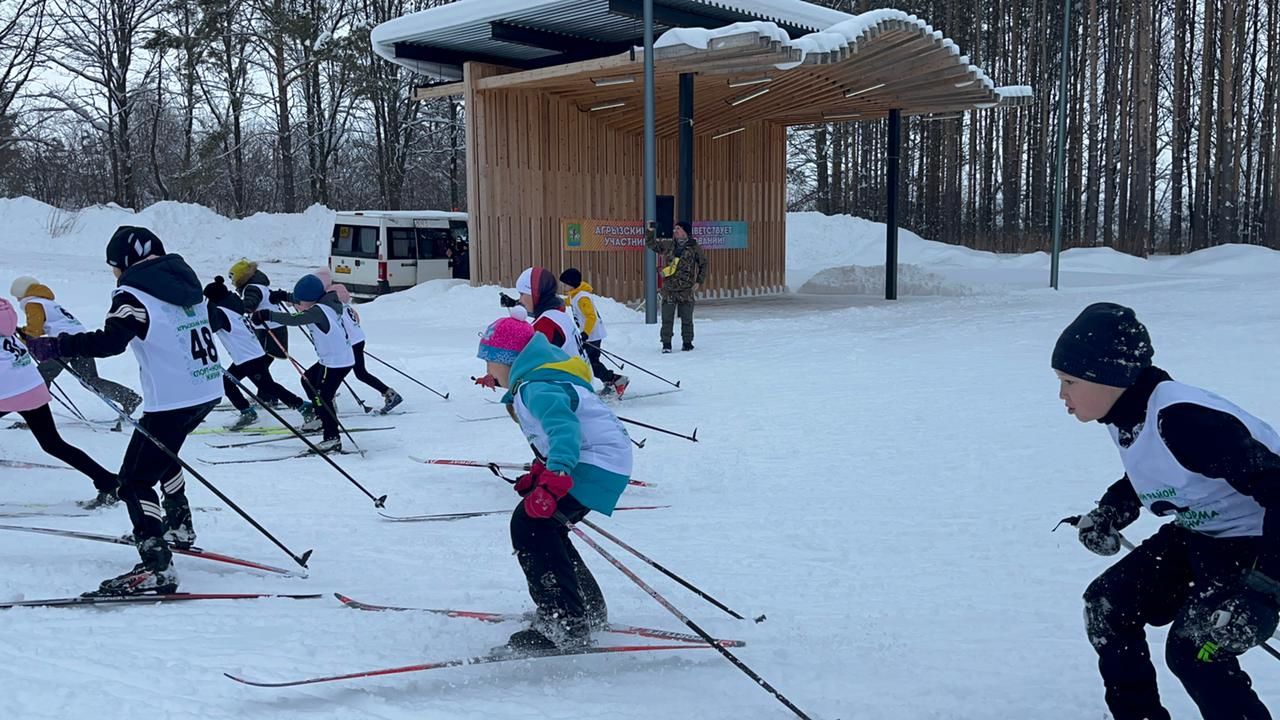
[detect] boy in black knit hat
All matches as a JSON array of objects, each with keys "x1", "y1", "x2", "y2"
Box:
[{"x1": 1055, "y1": 302, "x2": 1280, "y2": 720}]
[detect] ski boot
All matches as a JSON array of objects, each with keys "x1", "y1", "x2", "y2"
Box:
[
  {"x1": 608, "y1": 375, "x2": 630, "y2": 398},
  {"x1": 87, "y1": 537, "x2": 178, "y2": 597},
  {"x1": 313, "y1": 437, "x2": 342, "y2": 455},
  {"x1": 378, "y1": 389, "x2": 403, "y2": 415},
  {"x1": 162, "y1": 494, "x2": 197, "y2": 549},
  {"x1": 300, "y1": 402, "x2": 322, "y2": 432},
  {"x1": 681, "y1": 343, "x2": 694, "y2": 352},
  {"x1": 499, "y1": 612, "x2": 592, "y2": 656},
  {"x1": 226, "y1": 407, "x2": 258, "y2": 431},
  {"x1": 77, "y1": 488, "x2": 120, "y2": 510},
  {"x1": 661, "y1": 344, "x2": 672, "y2": 354}
]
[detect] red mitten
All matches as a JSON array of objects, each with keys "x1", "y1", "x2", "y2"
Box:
[
  {"x1": 474, "y1": 374, "x2": 498, "y2": 390},
  {"x1": 523, "y1": 470, "x2": 573, "y2": 519},
  {"x1": 513, "y1": 460, "x2": 545, "y2": 497}
]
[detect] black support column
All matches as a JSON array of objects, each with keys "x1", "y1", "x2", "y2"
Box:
[
  {"x1": 678, "y1": 73, "x2": 695, "y2": 224},
  {"x1": 885, "y1": 109, "x2": 901, "y2": 301}
]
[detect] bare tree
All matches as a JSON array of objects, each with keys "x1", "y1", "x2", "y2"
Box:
[
  {"x1": 43, "y1": 0, "x2": 165, "y2": 208},
  {"x1": 0, "y1": 0, "x2": 52, "y2": 153}
]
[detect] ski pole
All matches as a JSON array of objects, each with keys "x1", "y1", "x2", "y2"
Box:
[
  {"x1": 417, "y1": 457, "x2": 658, "y2": 488},
  {"x1": 263, "y1": 327, "x2": 364, "y2": 456},
  {"x1": 483, "y1": 467, "x2": 741, "y2": 619},
  {"x1": 49, "y1": 380, "x2": 88, "y2": 422},
  {"x1": 579, "y1": 517, "x2": 752, "y2": 622},
  {"x1": 57, "y1": 359, "x2": 313, "y2": 569},
  {"x1": 285, "y1": 301, "x2": 374, "y2": 414},
  {"x1": 364, "y1": 350, "x2": 449, "y2": 400},
  {"x1": 597, "y1": 347, "x2": 681, "y2": 389},
  {"x1": 618, "y1": 415, "x2": 697, "y2": 442},
  {"x1": 564, "y1": 515, "x2": 813, "y2": 719},
  {"x1": 223, "y1": 370, "x2": 387, "y2": 508},
  {"x1": 1056, "y1": 515, "x2": 1280, "y2": 662}
]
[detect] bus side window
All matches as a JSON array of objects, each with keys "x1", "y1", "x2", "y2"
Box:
[{"x1": 388, "y1": 228, "x2": 417, "y2": 259}]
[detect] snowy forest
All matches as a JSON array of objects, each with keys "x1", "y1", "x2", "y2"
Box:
[{"x1": 0, "y1": 0, "x2": 1277, "y2": 255}]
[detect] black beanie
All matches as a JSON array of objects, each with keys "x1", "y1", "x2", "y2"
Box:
[
  {"x1": 203, "y1": 275, "x2": 229, "y2": 303},
  {"x1": 560, "y1": 268, "x2": 582, "y2": 288},
  {"x1": 106, "y1": 226, "x2": 165, "y2": 269},
  {"x1": 675, "y1": 221, "x2": 693, "y2": 239},
  {"x1": 1052, "y1": 303, "x2": 1153, "y2": 387}
]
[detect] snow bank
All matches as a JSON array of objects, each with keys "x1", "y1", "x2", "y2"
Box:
[
  {"x1": 799, "y1": 263, "x2": 970, "y2": 296},
  {"x1": 786, "y1": 211, "x2": 1280, "y2": 292},
  {"x1": 0, "y1": 197, "x2": 334, "y2": 270},
  {"x1": 369, "y1": 276, "x2": 644, "y2": 334}
]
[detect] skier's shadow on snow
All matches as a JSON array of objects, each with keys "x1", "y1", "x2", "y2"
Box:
[{"x1": 231, "y1": 654, "x2": 713, "y2": 711}]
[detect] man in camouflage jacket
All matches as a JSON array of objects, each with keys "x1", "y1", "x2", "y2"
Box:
[{"x1": 645, "y1": 221, "x2": 708, "y2": 352}]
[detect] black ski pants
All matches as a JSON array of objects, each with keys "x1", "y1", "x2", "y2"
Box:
[
  {"x1": 582, "y1": 340, "x2": 620, "y2": 385},
  {"x1": 1, "y1": 404, "x2": 116, "y2": 492},
  {"x1": 40, "y1": 356, "x2": 141, "y2": 414},
  {"x1": 255, "y1": 326, "x2": 289, "y2": 360},
  {"x1": 351, "y1": 341, "x2": 389, "y2": 395},
  {"x1": 118, "y1": 400, "x2": 216, "y2": 543},
  {"x1": 1084, "y1": 523, "x2": 1271, "y2": 720},
  {"x1": 223, "y1": 355, "x2": 304, "y2": 412},
  {"x1": 509, "y1": 494, "x2": 607, "y2": 628},
  {"x1": 302, "y1": 363, "x2": 350, "y2": 441}
]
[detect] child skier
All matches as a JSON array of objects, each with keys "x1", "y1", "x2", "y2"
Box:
[
  {"x1": 228, "y1": 259, "x2": 290, "y2": 362},
  {"x1": 27, "y1": 226, "x2": 222, "y2": 596},
  {"x1": 1056, "y1": 302, "x2": 1280, "y2": 720},
  {"x1": 291, "y1": 268, "x2": 401, "y2": 414},
  {"x1": 11, "y1": 275, "x2": 142, "y2": 416},
  {"x1": 559, "y1": 268, "x2": 629, "y2": 397},
  {"x1": 0, "y1": 299, "x2": 119, "y2": 508},
  {"x1": 203, "y1": 276, "x2": 313, "y2": 430},
  {"x1": 516, "y1": 267, "x2": 583, "y2": 358},
  {"x1": 476, "y1": 316, "x2": 633, "y2": 653},
  {"x1": 252, "y1": 274, "x2": 352, "y2": 453}
]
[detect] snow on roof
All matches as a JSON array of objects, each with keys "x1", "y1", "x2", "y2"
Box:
[
  {"x1": 335, "y1": 210, "x2": 468, "y2": 221},
  {"x1": 698, "y1": 0, "x2": 852, "y2": 29},
  {"x1": 371, "y1": 0, "x2": 853, "y2": 78},
  {"x1": 653, "y1": 21, "x2": 793, "y2": 51},
  {"x1": 996, "y1": 85, "x2": 1035, "y2": 98},
  {"x1": 654, "y1": 9, "x2": 998, "y2": 88}
]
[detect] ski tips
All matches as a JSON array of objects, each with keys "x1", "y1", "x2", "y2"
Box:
[
  {"x1": 691, "y1": 428, "x2": 698, "y2": 442},
  {"x1": 442, "y1": 392, "x2": 450, "y2": 400},
  {"x1": 753, "y1": 614, "x2": 767, "y2": 624},
  {"x1": 674, "y1": 380, "x2": 681, "y2": 388},
  {"x1": 374, "y1": 495, "x2": 388, "y2": 509},
  {"x1": 298, "y1": 549, "x2": 314, "y2": 567}
]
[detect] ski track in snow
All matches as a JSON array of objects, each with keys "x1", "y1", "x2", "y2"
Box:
[{"x1": 3, "y1": 200, "x2": 1280, "y2": 718}]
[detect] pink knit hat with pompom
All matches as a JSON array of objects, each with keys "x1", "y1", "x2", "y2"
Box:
[{"x1": 477, "y1": 317, "x2": 535, "y2": 366}]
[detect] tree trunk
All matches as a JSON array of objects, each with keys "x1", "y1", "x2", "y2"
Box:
[
  {"x1": 1169, "y1": 0, "x2": 1188, "y2": 253},
  {"x1": 815, "y1": 125, "x2": 829, "y2": 214},
  {"x1": 1083, "y1": 0, "x2": 1101, "y2": 247},
  {"x1": 1127, "y1": 0, "x2": 1151, "y2": 255},
  {"x1": 1193, "y1": 0, "x2": 1218, "y2": 249}
]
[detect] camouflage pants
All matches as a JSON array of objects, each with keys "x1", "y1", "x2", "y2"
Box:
[{"x1": 660, "y1": 298, "x2": 695, "y2": 348}]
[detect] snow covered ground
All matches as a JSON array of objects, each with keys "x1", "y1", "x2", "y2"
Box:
[{"x1": 3, "y1": 197, "x2": 1280, "y2": 719}]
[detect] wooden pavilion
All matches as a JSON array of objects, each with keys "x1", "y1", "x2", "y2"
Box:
[{"x1": 372, "y1": 0, "x2": 1032, "y2": 301}]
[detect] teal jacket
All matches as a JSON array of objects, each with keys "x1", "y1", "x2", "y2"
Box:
[{"x1": 503, "y1": 334, "x2": 632, "y2": 515}]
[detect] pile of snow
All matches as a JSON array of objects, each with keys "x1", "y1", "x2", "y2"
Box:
[
  {"x1": 786, "y1": 211, "x2": 1280, "y2": 293},
  {"x1": 799, "y1": 263, "x2": 970, "y2": 296},
  {"x1": 0, "y1": 197, "x2": 334, "y2": 269}
]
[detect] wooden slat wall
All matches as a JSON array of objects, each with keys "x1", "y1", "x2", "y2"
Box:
[{"x1": 467, "y1": 66, "x2": 787, "y2": 301}]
